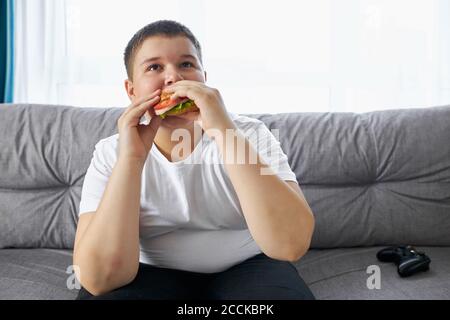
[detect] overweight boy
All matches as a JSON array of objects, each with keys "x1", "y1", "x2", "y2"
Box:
[{"x1": 74, "y1": 20, "x2": 315, "y2": 300}]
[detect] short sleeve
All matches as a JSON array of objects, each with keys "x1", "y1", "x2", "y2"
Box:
[
  {"x1": 241, "y1": 121, "x2": 297, "y2": 182},
  {"x1": 78, "y1": 139, "x2": 116, "y2": 216}
]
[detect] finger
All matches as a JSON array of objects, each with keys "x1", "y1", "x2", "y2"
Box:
[
  {"x1": 124, "y1": 95, "x2": 160, "y2": 124},
  {"x1": 135, "y1": 89, "x2": 161, "y2": 106},
  {"x1": 123, "y1": 89, "x2": 161, "y2": 116},
  {"x1": 134, "y1": 95, "x2": 160, "y2": 115},
  {"x1": 164, "y1": 81, "x2": 206, "y2": 96},
  {"x1": 168, "y1": 86, "x2": 201, "y2": 102},
  {"x1": 166, "y1": 80, "x2": 204, "y2": 88}
]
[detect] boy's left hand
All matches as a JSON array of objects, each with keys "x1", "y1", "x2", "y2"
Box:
[{"x1": 163, "y1": 80, "x2": 235, "y2": 132}]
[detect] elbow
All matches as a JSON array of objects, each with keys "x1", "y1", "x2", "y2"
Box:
[
  {"x1": 75, "y1": 268, "x2": 112, "y2": 297},
  {"x1": 81, "y1": 282, "x2": 111, "y2": 297},
  {"x1": 269, "y1": 213, "x2": 315, "y2": 262},
  {"x1": 284, "y1": 244, "x2": 310, "y2": 262},
  {"x1": 74, "y1": 267, "x2": 111, "y2": 297},
  {"x1": 74, "y1": 254, "x2": 139, "y2": 296},
  {"x1": 271, "y1": 241, "x2": 310, "y2": 262},
  {"x1": 286, "y1": 239, "x2": 313, "y2": 262},
  {"x1": 79, "y1": 265, "x2": 138, "y2": 297},
  {"x1": 290, "y1": 213, "x2": 315, "y2": 261},
  {"x1": 284, "y1": 201, "x2": 315, "y2": 262},
  {"x1": 265, "y1": 246, "x2": 308, "y2": 263}
]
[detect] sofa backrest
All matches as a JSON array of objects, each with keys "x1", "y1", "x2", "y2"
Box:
[
  {"x1": 1, "y1": 103, "x2": 449, "y2": 249},
  {"x1": 250, "y1": 106, "x2": 450, "y2": 248},
  {"x1": 0, "y1": 104, "x2": 122, "y2": 249}
]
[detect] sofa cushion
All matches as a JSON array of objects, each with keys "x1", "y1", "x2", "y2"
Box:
[
  {"x1": 0, "y1": 249, "x2": 78, "y2": 300},
  {"x1": 294, "y1": 246, "x2": 450, "y2": 299},
  {"x1": 1, "y1": 247, "x2": 448, "y2": 300}
]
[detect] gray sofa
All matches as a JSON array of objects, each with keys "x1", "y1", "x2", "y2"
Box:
[{"x1": 1, "y1": 103, "x2": 449, "y2": 300}]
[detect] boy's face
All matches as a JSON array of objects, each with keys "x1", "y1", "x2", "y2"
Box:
[{"x1": 125, "y1": 35, "x2": 206, "y2": 128}]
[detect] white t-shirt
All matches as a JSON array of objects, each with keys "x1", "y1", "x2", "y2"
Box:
[{"x1": 79, "y1": 113, "x2": 297, "y2": 273}]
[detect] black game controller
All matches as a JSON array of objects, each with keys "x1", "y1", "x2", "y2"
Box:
[{"x1": 376, "y1": 245, "x2": 431, "y2": 277}]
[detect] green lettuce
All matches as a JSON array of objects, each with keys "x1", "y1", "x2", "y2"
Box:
[{"x1": 159, "y1": 100, "x2": 194, "y2": 119}]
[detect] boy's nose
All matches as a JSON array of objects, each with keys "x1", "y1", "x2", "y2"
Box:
[{"x1": 164, "y1": 69, "x2": 184, "y2": 86}]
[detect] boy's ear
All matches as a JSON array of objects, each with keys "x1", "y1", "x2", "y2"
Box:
[{"x1": 124, "y1": 79, "x2": 135, "y2": 101}]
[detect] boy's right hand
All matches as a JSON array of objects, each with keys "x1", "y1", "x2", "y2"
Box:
[{"x1": 117, "y1": 89, "x2": 162, "y2": 164}]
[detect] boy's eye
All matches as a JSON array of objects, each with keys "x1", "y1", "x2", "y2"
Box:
[
  {"x1": 181, "y1": 61, "x2": 194, "y2": 68},
  {"x1": 147, "y1": 64, "x2": 161, "y2": 71}
]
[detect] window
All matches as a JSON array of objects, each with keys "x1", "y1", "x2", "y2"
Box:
[{"x1": 14, "y1": 0, "x2": 450, "y2": 113}]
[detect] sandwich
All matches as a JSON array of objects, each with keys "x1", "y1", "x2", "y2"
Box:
[
  {"x1": 139, "y1": 91, "x2": 199, "y2": 125},
  {"x1": 154, "y1": 91, "x2": 199, "y2": 119}
]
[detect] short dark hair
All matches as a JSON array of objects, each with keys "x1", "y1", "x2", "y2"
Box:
[{"x1": 124, "y1": 20, "x2": 203, "y2": 80}]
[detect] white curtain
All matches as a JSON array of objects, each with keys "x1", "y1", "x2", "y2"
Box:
[
  {"x1": 13, "y1": 0, "x2": 450, "y2": 113},
  {"x1": 13, "y1": 0, "x2": 68, "y2": 104}
]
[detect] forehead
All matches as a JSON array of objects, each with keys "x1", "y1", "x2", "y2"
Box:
[{"x1": 134, "y1": 35, "x2": 199, "y2": 65}]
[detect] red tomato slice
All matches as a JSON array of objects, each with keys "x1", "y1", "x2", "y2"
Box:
[{"x1": 154, "y1": 96, "x2": 189, "y2": 111}]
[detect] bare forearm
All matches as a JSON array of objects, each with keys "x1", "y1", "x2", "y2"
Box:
[
  {"x1": 74, "y1": 158, "x2": 144, "y2": 293},
  {"x1": 216, "y1": 125, "x2": 314, "y2": 261}
]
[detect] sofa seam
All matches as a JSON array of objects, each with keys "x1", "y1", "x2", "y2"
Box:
[{"x1": 360, "y1": 114, "x2": 379, "y2": 182}]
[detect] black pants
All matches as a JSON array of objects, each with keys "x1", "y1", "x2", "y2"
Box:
[{"x1": 76, "y1": 253, "x2": 315, "y2": 300}]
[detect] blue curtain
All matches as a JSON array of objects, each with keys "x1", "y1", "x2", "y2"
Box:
[{"x1": 1, "y1": 0, "x2": 14, "y2": 103}]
